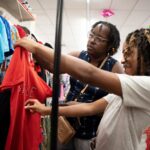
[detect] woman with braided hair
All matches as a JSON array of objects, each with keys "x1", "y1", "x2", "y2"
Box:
[{"x1": 15, "y1": 28, "x2": 150, "y2": 150}]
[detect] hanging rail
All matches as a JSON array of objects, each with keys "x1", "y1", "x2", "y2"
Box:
[{"x1": 50, "y1": 0, "x2": 64, "y2": 150}]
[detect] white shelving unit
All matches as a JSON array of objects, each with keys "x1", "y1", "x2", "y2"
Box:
[{"x1": 0, "y1": 0, "x2": 34, "y2": 21}]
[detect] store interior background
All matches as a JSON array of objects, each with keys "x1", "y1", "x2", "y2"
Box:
[{"x1": 1, "y1": 0, "x2": 150, "y2": 61}]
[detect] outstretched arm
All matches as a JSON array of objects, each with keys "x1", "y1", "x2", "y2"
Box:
[
  {"x1": 25, "y1": 98, "x2": 108, "y2": 116},
  {"x1": 15, "y1": 38, "x2": 122, "y2": 96}
]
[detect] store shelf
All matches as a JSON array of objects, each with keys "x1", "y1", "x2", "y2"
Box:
[{"x1": 0, "y1": 0, "x2": 34, "y2": 21}]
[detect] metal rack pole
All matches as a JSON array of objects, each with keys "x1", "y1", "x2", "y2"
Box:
[{"x1": 50, "y1": 0, "x2": 63, "y2": 150}]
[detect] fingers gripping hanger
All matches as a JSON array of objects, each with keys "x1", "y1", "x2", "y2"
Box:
[{"x1": 50, "y1": 0, "x2": 63, "y2": 150}]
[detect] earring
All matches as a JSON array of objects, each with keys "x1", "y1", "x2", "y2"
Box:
[{"x1": 112, "y1": 48, "x2": 115, "y2": 53}]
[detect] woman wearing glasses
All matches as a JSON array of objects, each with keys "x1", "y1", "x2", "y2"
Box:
[{"x1": 56, "y1": 21, "x2": 123, "y2": 150}]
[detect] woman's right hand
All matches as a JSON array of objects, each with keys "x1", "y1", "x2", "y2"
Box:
[
  {"x1": 14, "y1": 38, "x2": 39, "y2": 54},
  {"x1": 25, "y1": 99, "x2": 50, "y2": 116}
]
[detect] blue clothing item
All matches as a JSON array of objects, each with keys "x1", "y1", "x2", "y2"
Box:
[
  {"x1": 0, "y1": 17, "x2": 9, "y2": 63},
  {"x1": 66, "y1": 50, "x2": 117, "y2": 139},
  {"x1": 0, "y1": 35, "x2": 4, "y2": 63},
  {"x1": 11, "y1": 26, "x2": 20, "y2": 45},
  {"x1": 0, "y1": 16, "x2": 14, "y2": 57}
]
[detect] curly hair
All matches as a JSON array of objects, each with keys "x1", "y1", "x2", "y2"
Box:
[
  {"x1": 92, "y1": 21, "x2": 120, "y2": 55},
  {"x1": 125, "y1": 28, "x2": 150, "y2": 75}
]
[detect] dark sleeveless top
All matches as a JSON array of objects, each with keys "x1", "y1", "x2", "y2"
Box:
[{"x1": 66, "y1": 50, "x2": 117, "y2": 139}]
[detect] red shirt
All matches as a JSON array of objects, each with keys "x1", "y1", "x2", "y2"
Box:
[{"x1": 0, "y1": 26, "x2": 52, "y2": 150}]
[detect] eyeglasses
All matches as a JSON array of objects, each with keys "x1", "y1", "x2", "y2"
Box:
[{"x1": 88, "y1": 32, "x2": 108, "y2": 44}]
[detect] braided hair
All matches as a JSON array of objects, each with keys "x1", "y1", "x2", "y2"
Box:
[
  {"x1": 92, "y1": 21, "x2": 120, "y2": 55},
  {"x1": 125, "y1": 28, "x2": 150, "y2": 75}
]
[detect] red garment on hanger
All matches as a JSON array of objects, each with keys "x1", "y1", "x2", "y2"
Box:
[{"x1": 0, "y1": 26, "x2": 52, "y2": 150}]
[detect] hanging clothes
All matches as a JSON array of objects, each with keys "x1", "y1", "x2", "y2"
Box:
[
  {"x1": 0, "y1": 17, "x2": 9, "y2": 63},
  {"x1": 0, "y1": 26, "x2": 52, "y2": 150},
  {"x1": 0, "y1": 16, "x2": 14, "y2": 57},
  {"x1": 0, "y1": 90, "x2": 11, "y2": 150},
  {"x1": 11, "y1": 25, "x2": 20, "y2": 45}
]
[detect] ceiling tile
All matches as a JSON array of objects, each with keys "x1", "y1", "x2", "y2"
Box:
[
  {"x1": 124, "y1": 10, "x2": 150, "y2": 26},
  {"x1": 135, "y1": 0, "x2": 150, "y2": 10},
  {"x1": 111, "y1": 0, "x2": 137, "y2": 10}
]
